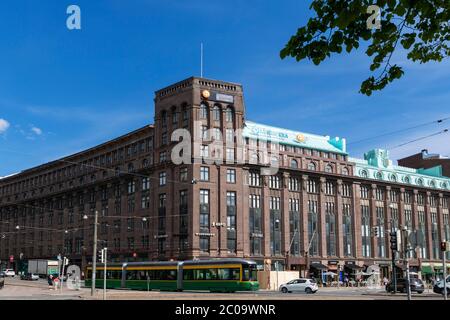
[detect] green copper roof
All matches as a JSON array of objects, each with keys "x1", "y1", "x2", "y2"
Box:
[
  {"x1": 243, "y1": 121, "x2": 347, "y2": 155},
  {"x1": 350, "y1": 149, "x2": 450, "y2": 191}
]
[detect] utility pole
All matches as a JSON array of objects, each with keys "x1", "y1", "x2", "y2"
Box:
[
  {"x1": 402, "y1": 226, "x2": 412, "y2": 300},
  {"x1": 89, "y1": 210, "x2": 99, "y2": 297},
  {"x1": 441, "y1": 240, "x2": 449, "y2": 301}
]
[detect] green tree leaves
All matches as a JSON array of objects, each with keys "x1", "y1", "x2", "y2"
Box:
[{"x1": 281, "y1": 0, "x2": 450, "y2": 95}]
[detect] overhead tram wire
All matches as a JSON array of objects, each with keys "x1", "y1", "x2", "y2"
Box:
[
  {"x1": 348, "y1": 116, "x2": 450, "y2": 146},
  {"x1": 0, "y1": 145, "x2": 219, "y2": 188},
  {"x1": 388, "y1": 128, "x2": 449, "y2": 150}
]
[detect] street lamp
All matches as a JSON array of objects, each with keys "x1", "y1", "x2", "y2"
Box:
[
  {"x1": 142, "y1": 217, "x2": 148, "y2": 254},
  {"x1": 84, "y1": 211, "x2": 99, "y2": 297}
]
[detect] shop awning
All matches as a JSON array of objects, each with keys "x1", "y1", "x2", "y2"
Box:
[
  {"x1": 310, "y1": 263, "x2": 328, "y2": 270},
  {"x1": 421, "y1": 266, "x2": 433, "y2": 274}
]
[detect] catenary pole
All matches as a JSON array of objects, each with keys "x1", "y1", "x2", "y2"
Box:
[{"x1": 91, "y1": 210, "x2": 98, "y2": 296}]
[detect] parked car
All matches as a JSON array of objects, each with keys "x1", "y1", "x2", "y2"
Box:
[
  {"x1": 385, "y1": 278, "x2": 424, "y2": 294},
  {"x1": 3, "y1": 269, "x2": 16, "y2": 277},
  {"x1": 20, "y1": 273, "x2": 39, "y2": 281},
  {"x1": 279, "y1": 278, "x2": 318, "y2": 294},
  {"x1": 433, "y1": 275, "x2": 450, "y2": 295},
  {"x1": 0, "y1": 271, "x2": 6, "y2": 278},
  {"x1": 0, "y1": 274, "x2": 4, "y2": 289}
]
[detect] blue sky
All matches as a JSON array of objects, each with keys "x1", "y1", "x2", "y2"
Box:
[{"x1": 1, "y1": 0, "x2": 449, "y2": 176}]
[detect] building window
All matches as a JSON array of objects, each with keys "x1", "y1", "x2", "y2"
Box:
[
  {"x1": 226, "y1": 129, "x2": 234, "y2": 143},
  {"x1": 226, "y1": 191, "x2": 237, "y2": 253},
  {"x1": 249, "y1": 194, "x2": 263, "y2": 255},
  {"x1": 325, "y1": 181, "x2": 334, "y2": 195},
  {"x1": 160, "y1": 151, "x2": 167, "y2": 162},
  {"x1": 141, "y1": 194, "x2": 150, "y2": 209},
  {"x1": 418, "y1": 211, "x2": 427, "y2": 258},
  {"x1": 290, "y1": 159, "x2": 298, "y2": 169},
  {"x1": 289, "y1": 177, "x2": 300, "y2": 191},
  {"x1": 127, "y1": 181, "x2": 135, "y2": 194},
  {"x1": 142, "y1": 177, "x2": 150, "y2": 191},
  {"x1": 200, "y1": 103, "x2": 208, "y2": 119},
  {"x1": 159, "y1": 172, "x2": 166, "y2": 186},
  {"x1": 269, "y1": 175, "x2": 280, "y2": 189},
  {"x1": 179, "y1": 167, "x2": 188, "y2": 182},
  {"x1": 342, "y1": 183, "x2": 352, "y2": 197},
  {"x1": 249, "y1": 172, "x2": 261, "y2": 187},
  {"x1": 226, "y1": 169, "x2": 236, "y2": 183},
  {"x1": 342, "y1": 167, "x2": 349, "y2": 175},
  {"x1": 200, "y1": 166, "x2": 209, "y2": 181},
  {"x1": 376, "y1": 207, "x2": 386, "y2": 258},
  {"x1": 360, "y1": 185, "x2": 369, "y2": 199},
  {"x1": 325, "y1": 202, "x2": 336, "y2": 257},
  {"x1": 375, "y1": 188, "x2": 384, "y2": 201},
  {"x1": 342, "y1": 204, "x2": 353, "y2": 257},
  {"x1": 308, "y1": 200, "x2": 319, "y2": 256},
  {"x1": 270, "y1": 197, "x2": 281, "y2": 256},
  {"x1": 289, "y1": 199, "x2": 300, "y2": 256},
  {"x1": 226, "y1": 148, "x2": 234, "y2": 161},
  {"x1": 307, "y1": 179, "x2": 318, "y2": 193},
  {"x1": 213, "y1": 105, "x2": 221, "y2": 121},
  {"x1": 361, "y1": 205, "x2": 371, "y2": 257},
  {"x1": 199, "y1": 189, "x2": 210, "y2": 253},
  {"x1": 201, "y1": 145, "x2": 209, "y2": 158},
  {"x1": 225, "y1": 107, "x2": 233, "y2": 123},
  {"x1": 325, "y1": 164, "x2": 333, "y2": 173}
]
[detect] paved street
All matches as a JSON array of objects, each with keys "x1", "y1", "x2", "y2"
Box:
[{"x1": 0, "y1": 277, "x2": 445, "y2": 300}]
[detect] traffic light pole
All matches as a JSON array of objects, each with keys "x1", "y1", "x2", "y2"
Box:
[
  {"x1": 103, "y1": 248, "x2": 107, "y2": 301},
  {"x1": 402, "y1": 226, "x2": 412, "y2": 300},
  {"x1": 91, "y1": 210, "x2": 98, "y2": 297},
  {"x1": 443, "y1": 246, "x2": 447, "y2": 301}
]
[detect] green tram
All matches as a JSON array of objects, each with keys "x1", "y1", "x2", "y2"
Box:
[{"x1": 85, "y1": 258, "x2": 259, "y2": 292}]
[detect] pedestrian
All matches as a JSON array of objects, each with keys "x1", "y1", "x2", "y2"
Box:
[
  {"x1": 53, "y1": 275, "x2": 59, "y2": 290},
  {"x1": 47, "y1": 274, "x2": 53, "y2": 289},
  {"x1": 344, "y1": 276, "x2": 349, "y2": 287}
]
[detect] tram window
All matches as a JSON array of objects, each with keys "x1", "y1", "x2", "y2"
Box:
[
  {"x1": 205, "y1": 268, "x2": 218, "y2": 280},
  {"x1": 242, "y1": 265, "x2": 258, "y2": 281},
  {"x1": 183, "y1": 269, "x2": 194, "y2": 280},
  {"x1": 126, "y1": 270, "x2": 137, "y2": 280},
  {"x1": 86, "y1": 270, "x2": 92, "y2": 279},
  {"x1": 217, "y1": 268, "x2": 240, "y2": 280}
]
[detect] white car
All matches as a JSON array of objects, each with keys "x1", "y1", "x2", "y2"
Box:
[
  {"x1": 433, "y1": 275, "x2": 450, "y2": 295},
  {"x1": 4, "y1": 269, "x2": 16, "y2": 277},
  {"x1": 279, "y1": 278, "x2": 318, "y2": 294}
]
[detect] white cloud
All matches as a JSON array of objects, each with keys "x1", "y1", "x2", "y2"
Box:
[
  {"x1": 0, "y1": 118, "x2": 10, "y2": 134},
  {"x1": 31, "y1": 126, "x2": 42, "y2": 135}
]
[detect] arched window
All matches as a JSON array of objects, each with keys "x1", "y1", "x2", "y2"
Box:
[
  {"x1": 290, "y1": 159, "x2": 298, "y2": 169},
  {"x1": 375, "y1": 171, "x2": 383, "y2": 180},
  {"x1": 200, "y1": 103, "x2": 208, "y2": 119},
  {"x1": 442, "y1": 182, "x2": 448, "y2": 190},
  {"x1": 213, "y1": 105, "x2": 221, "y2": 121},
  {"x1": 390, "y1": 174, "x2": 397, "y2": 182},
  {"x1": 325, "y1": 164, "x2": 333, "y2": 173},
  {"x1": 429, "y1": 180, "x2": 436, "y2": 188},
  {"x1": 341, "y1": 167, "x2": 349, "y2": 175},
  {"x1": 404, "y1": 176, "x2": 411, "y2": 184},
  {"x1": 308, "y1": 162, "x2": 316, "y2": 171},
  {"x1": 417, "y1": 178, "x2": 424, "y2": 186},
  {"x1": 225, "y1": 107, "x2": 233, "y2": 123},
  {"x1": 360, "y1": 169, "x2": 368, "y2": 178},
  {"x1": 251, "y1": 152, "x2": 259, "y2": 164}
]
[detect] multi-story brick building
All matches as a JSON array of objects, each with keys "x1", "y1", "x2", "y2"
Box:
[{"x1": 1, "y1": 77, "x2": 449, "y2": 282}]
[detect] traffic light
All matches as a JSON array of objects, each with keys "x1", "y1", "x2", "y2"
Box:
[
  {"x1": 441, "y1": 241, "x2": 450, "y2": 252},
  {"x1": 97, "y1": 248, "x2": 106, "y2": 263},
  {"x1": 390, "y1": 232, "x2": 398, "y2": 251}
]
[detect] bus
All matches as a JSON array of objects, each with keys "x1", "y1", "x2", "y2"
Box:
[{"x1": 85, "y1": 258, "x2": 259, "y2": 292}]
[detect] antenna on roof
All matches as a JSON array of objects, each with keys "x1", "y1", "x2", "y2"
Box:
[{"x1": 200, "y1": 43, "x2": 204, "y2": 78}]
